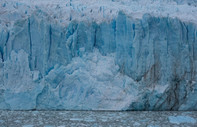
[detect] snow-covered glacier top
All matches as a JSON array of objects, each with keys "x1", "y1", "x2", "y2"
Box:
[{"x1": 0, "y1": 0, "x2": 197, "y2": 28}]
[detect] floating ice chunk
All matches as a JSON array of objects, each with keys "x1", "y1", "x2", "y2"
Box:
[
  {"x1": 147, "y1": 125, "x2": 160, "y2": 127},
  {"x1": 168, "y1": 115, "x2": 196, "y2": 124},
  {"x1": 22, "y1": 125, "x2": 34, "y2": 127}
]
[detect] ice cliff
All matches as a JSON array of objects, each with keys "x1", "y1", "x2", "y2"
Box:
[{"x1": 0, "y1": 0, "x2": 197, "y2": 110}]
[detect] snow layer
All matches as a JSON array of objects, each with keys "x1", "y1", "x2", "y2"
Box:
[
  {"x1": 0, "y1": 0, "x2": 197, "y2": 110},
  {"x1": 1, "y1": 0, "x2": 197, "y2": 27}
]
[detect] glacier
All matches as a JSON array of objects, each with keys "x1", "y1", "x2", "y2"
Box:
[{"x1": 0, "y1": 0, "x2": 197, "y2": 110}]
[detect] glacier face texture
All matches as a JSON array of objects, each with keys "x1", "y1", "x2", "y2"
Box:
[{"x1": 0, "y1": 10, "x2": 197, "y2": 110}]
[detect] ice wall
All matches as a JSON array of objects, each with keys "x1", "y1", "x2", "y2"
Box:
[{"x1": 0, "y1": 10, "x2": 197, "y2": 110}]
